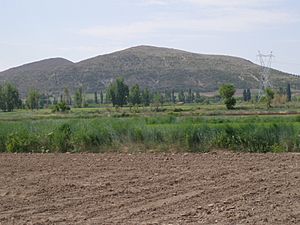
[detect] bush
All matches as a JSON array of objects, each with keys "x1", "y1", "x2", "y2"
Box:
[
  {"x1": 50, "y1": 123, "x2": 73, "y2": 152},
  {"x1": 51, "y1": 102, "x2": 71, "y2": 113},
  {"x1": 6, "y1": 131, "x2": 38, "y2": 153},
  {"x1": 174, "y1": 108, "x2": 184, "y2": 112},
  {"x1": 185, "y1": 126, "x2": 212, "y2": 152},
  {"x1": 213, "y1": 123, "x2": 296, "y2": 152},
  {"x1": 224, "y1": 97, "x2": 236, "y2": 110},
  {"x1": 73, "y1": 126, "x2": 113, "y2": 151}
]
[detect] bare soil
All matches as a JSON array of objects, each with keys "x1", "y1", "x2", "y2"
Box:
[{"x1": 0, "y1": 152, "x2": 299, "y2": 225}]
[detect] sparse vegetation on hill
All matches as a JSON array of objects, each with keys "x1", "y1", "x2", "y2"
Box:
[{"x1": 0, "y1": 46, "x2": 299, "y2": 96}]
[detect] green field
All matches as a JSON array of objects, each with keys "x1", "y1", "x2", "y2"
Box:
[{"x1": 1, "y1": 102, "x2": 300, "y2": 153}]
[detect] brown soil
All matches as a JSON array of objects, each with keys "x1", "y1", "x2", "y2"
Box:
[{"x1": 0, "y1": 152, "x2": 299, "y2": 225}]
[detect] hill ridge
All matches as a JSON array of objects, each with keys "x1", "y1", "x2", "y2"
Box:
[{"x1": 0, "y1": 45, "x2": 299, "y2": 95}]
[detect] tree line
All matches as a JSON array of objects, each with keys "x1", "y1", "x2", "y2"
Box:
[
  {"x1": 0, "y1": 78, "x2": 294, "y2": 112},
  {"x1": 0, "y1": 83, "x2": 49, "y2": 112},
  {"x1": 105, "y1": 77, "x2": 215, "y2": 108},
  {"x1": 220, "y1": 83, "x2": 292, "y2": 109}
]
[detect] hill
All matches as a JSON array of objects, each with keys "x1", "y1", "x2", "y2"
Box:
[{"x1": 0, "y1": 45, "x2": 299, "y2": 95}]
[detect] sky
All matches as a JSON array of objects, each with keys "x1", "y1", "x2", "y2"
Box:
[{"x1": 1, "y1": 0, "x2": 300, "y2": 74}]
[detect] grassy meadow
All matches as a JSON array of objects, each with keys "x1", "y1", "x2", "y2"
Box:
[{"x1": 1, "y1": 102, "x2": 300, "y2": 153}]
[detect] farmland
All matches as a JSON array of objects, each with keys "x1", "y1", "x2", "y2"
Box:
[
  {"x1": 0, "y1": 152, "x2": 299, "y2": 224},
  {"x1": 1, "y1": 103, "x2": 300, "y2": 224}
]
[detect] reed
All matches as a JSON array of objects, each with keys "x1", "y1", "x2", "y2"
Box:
[{"x1": 0, "y1": 116, "x2": 299, "y2": 153}]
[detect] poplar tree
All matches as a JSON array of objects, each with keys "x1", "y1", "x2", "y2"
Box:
[
  {"x1": 141, "y1": 88, "x2": 151, "y2": 106},
  {"x1": 74, "y1": 87, "x2": 83, "y2": 108},
  {"x1": 0, "y1": 83, "x2": 21, "y2": 112},
  {"x1": 107, "y1": 77, "x2": 129, "y2": 107},
  {"x1": 287, "y1": 83, "x2": 292, "y2": 102},
  {"x1": 94, "y1": 91, "x2": 98, "y2": 104},
  {"x1": 100, "y1": 91, "x2": 104, "y2": 104},
  {"x1": 26, "y1": 89, "x2": 40, "y2": 110},
  {"x1": 129, "y1": 84, "x2": 141, "y2": 106}
]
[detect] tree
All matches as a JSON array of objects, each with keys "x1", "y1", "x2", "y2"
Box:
[
  {"x1": 100, "y1": 91, "x2": 104, "y2": 104},
  {"x1": 43, "y1": 93, "x2": 51, "y2": 108},
  {"x1": 171, "y1": 90, "x2": 176, "y2": 104},
  {"x1": 141, "y1": 88, "x2": 151, "y2": 106},
  {"x1": 246, "y1": 89, "x2": 251, "y2": 101},
  {"x1": 195, "y1": 92, "x2": 203, "y2": 103},
  {"x1": 164, "y1": 90, "x2": 172, "y2": 103},
  {"x1": 107, "y1": 77, "x2": 129, "y2": 107},
  {"x1": 74, "y1": 87, "x2": 83, "y2": 108},
  {"x1": 265, "y1": 88, "x2": 274, "y2": 109},
  {"x1": 63, "y1": 87, "x2": 71, "y2": 105},
  {"x1": 105, "y1": 91, "x2": 111, "y2": 104},
  {"x1": 0, "y1": 83, "x2": 21, "y2": 112},
  {"x1": 94, "y1": 91, "x2": 98, "y2": 104},
  {"x1": 53, "y1": 96, "x2": 58, "y2": 105},
  {"x1": 153, "y1": 93, "x2": 164, "y2": 111},
  {"x1": 178, "y1": 90, "x2": 185, "y2": 103},
  {"x1": 219, "y1": 84, "x2": 236, "y2": 109},
  {"x1": 39, "y1": 94, "x2": 48, "y2": 109},
  {"x1": 186, "y1": 89, "x2": 194, "y2": 103},
  {"x1": 243, "y1": 89, "x2": 247, "y2": 101},
  {"x1": 243, "y1": 89, "x2": 251, "y2": 102},
  {"x1": 129, "y1": 84, "x2": 141, "y2": 106},
  {"x1": 159, "y1": 93, "x2": 164, "y2": 105},
  {"x1": 26, "y1": 89, "x2": 40, "y2": 110},
  {"x1": 0, "y1": 87, "x2": 4, "y2": 111},
  {"x1": 286, "y1": 83, "x2": 292, "y2": 102}
]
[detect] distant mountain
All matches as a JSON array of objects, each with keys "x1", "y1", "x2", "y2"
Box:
[{"x1": 0, "y1": 45, "x2": 299, "y2": 95}]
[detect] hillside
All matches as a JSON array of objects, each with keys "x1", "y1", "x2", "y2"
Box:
[{"x1": 0, "y1": 45, "x2": 299, "y2": 95}]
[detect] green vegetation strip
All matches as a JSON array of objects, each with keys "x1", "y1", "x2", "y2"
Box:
[{"x1": 1, "y1": 115, "x2": 300, "y2": 153}]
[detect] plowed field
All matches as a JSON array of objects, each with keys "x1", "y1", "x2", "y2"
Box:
[{"x1": 0, "y1": 152, "x2": 299, "y2": 225}]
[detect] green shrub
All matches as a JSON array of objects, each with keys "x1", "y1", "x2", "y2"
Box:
[
  {"x1": 128, "y1": 127, "x2": 144, "y2": 142},
  {"x1": 271, "y1": 144, "x2": 286, "y2": 153},
  {"x1": 6, "y1": 131, "x2": 38, "y2": 153},
  {"x1": 0, "y1": 135, "x2": 6, "y2": 152},
  {"x1": 51, "y1": 102, "x2": 71, "y2": 113},
  {"x1": 73, "y1": 126, "x2": 113, "y2": 151},
  {"x1": 185, "y1": 126, "x2": 209, "y2": 151},
  {"x1": 50, "y1": 123, "x2": 73, "y2": 152},
  {"x1": 174, "y1": 108, "x2": 184, "y2": 112}
]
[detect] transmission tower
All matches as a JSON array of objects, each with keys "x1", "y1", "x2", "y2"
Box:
[{"x1": 257, "y1": 51, "x2": 274, "y2": 100}]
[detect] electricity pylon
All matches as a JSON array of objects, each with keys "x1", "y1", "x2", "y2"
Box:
[{"x1": 257, "y1": 51, "x2": 274, "y2": 101}]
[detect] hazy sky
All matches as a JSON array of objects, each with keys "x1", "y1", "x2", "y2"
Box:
[{"x1": 1, "y1": 0, "x2": 300, "y2": 74}]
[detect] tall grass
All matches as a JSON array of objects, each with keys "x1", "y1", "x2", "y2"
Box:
[{"x1": 0, "y1": 116, "x2": 299, "y2": 153}]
